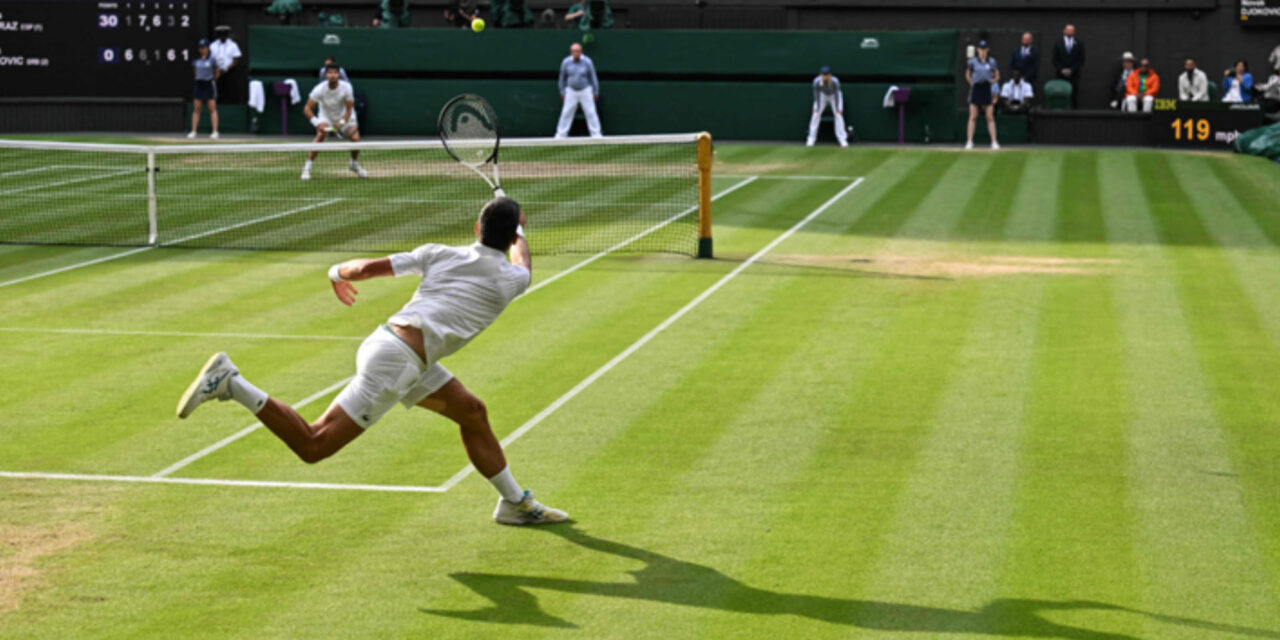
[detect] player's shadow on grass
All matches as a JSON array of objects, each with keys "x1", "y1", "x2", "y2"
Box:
[{"x1": 423, "y1": 526, "x2": 1280, "y2": 639}]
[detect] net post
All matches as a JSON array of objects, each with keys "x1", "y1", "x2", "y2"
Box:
[
  {"x1": 146, "y1": 152, "x2": 158, "y2": 245},
  {"x1": 696, "y1": 131, "x2": 713, "y2": 258}
]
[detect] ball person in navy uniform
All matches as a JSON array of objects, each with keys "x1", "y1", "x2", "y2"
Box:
[
  {"x1": 806, "y1": 66, "x2": 850, "y2": 148},
  {"x1": 187, "y1": 39, "x2": 220, "y2": 139}
]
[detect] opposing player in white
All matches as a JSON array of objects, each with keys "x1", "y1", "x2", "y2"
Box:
[
  {"x1": 301, "y1": 64, "x2": 367, "y2": 180},
  {"x1": 176, "y1": 197, "x2": 569, "y2": 526},
  {"x1": 806, "y1": 66, "x2": 850, "y2": 148}
]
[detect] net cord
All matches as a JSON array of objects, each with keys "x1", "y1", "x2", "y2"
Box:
[{"x1": 0, "y1": 134, "x2": 700, "y2": 155}]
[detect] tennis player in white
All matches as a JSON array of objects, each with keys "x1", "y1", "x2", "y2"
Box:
[
  {"x1": 176, "y1": 197, "x2": 569, "y2": 526},
  {"x1": 301, "y1": 64, "x2": 367, "y2": 181}
]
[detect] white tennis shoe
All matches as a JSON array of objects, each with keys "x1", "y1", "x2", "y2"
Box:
[
  {"x1": 300, "y1": 168, "x2": 311, "y2": 181},
  {"x1": 210, "y1": 131, "x2": 220, "y2": 140},
  {"x1": 176, "y1": 352, "x2": 238, "y2": 419},
  {"x1": 494, "y1": 489, "x2": 569, "y2": 525},
  {"x1": 349, "y1": 160, "x2": 368, "y2": 178},
  {"x1": 186, "y1": 131, "x2": 196, "y2": 139},
  {"x1": 964, "y1": 140, "x2": 974, "y2": 150},
  {"x1": 991, "y1": 141, "x2": 1001, "y2": 151}
]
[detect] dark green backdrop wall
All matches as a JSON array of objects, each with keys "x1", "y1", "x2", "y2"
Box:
[{"x1": 248, "y1": 27, "x2": 960, "y2": 142}]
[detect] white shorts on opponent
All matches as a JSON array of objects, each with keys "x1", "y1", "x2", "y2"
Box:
[{"x1": 334, "y1": 325, "x2": 453, "y2": 428}]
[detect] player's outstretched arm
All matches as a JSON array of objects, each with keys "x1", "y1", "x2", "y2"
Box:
[{"x1": 327, "y1": 258, "x2": 394, "y2": 306}]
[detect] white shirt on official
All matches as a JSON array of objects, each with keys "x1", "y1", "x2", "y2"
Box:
[
  {"x1": 1001, "y1": 79, "x2": 1034, "y2": 103},
  {"x1": 1063, "y1": 37, "x2": 1075, "y2": 53},
  {"x1": 308, "y1": 80, "x2": 357, "y2": 124},
  {"x1": 388, "y1": 243, "x2": 531, "y2": 365},
  {"x1": 209, "y1": 39, "x2": 242, "y2": 71}
]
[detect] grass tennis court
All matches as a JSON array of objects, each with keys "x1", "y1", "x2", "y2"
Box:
[{"x1": 3, "y1": 143, "x2": 1280, "y2": 639}]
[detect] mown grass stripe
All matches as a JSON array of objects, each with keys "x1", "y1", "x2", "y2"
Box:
[
  {"x1": 1102, "y1": 152, "x2": 1280, "y2": 635},
  {"x1": 997, "y1": 150, "x2": 1139, "y2": 638},
  {"x1": 1134, "y1": 151, "x2": 1280, "y2": 617}
]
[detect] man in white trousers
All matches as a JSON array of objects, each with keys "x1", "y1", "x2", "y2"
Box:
[
  {"x1": 807, "y1": 66, "x2": 849, "y2": 147},
  {"x1": 555, "y1": 43, "x2": 602, "y2": 138}
]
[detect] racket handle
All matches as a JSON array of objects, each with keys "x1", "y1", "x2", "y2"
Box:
[{"x1": 493, "y1": 187, "x2": 506, "y2": 198}]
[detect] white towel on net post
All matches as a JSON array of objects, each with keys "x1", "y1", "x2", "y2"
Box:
[
  {"x1": 883, "y1": 85, "x2": 900, "y2": 108},
  {"x1": 248, "y1": 80, "x2": 266, "y2": 113},
  {"x1": 283, "y1": 79, "x2": 301, "y2": 105}
]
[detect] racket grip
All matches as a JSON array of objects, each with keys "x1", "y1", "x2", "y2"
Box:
[{"x1": 493, "y1": 187, "x2": 506, "y2": 198}]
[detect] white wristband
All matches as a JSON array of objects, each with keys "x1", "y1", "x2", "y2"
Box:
[
  {"x1": 310, "y1": 116, "x2": 326, "y2": 128},
  {"x1": 328, "y1": 264, "x2": 345, "y2": 282},
  {"x1": 515, "y1": 224, "x2": 526, "y2": 239}
]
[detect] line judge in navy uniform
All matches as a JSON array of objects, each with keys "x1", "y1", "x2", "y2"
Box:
[{"x1": 188, "y1": 39, "x2": 220, "y2": 139}]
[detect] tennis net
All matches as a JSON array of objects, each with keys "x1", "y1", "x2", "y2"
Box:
[{"x1": 0, "y1": 134, "x2": 711, "y2": 256}]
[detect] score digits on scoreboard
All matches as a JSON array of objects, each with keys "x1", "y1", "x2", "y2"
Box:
[{"x1": 96, "y1": 2, "x2": 196, "y2": 69}]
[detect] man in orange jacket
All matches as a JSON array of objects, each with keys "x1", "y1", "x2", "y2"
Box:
[{"x1": 1124, "y1": 58, "x2": 1160, "y2": 112}]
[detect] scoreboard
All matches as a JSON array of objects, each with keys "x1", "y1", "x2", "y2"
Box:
[
  {"x1": 1240, "y1": 0, "x2": 1280, "y2": 26},
  {"x1": 0, "y1": 0, "x2": 208, "y2": 98}
]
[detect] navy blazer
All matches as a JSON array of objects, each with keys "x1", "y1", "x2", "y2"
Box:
[{"x1": 1009, "y1": 45, "x2": 1040, "y2": 84}]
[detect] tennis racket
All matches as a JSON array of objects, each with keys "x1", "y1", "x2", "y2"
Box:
[
  {"x1": 326, "y1": 121, "x2": 347, "y2": 140},
  {"x1": 438, "y1": 94, "x2": 504, "y2": 197}
]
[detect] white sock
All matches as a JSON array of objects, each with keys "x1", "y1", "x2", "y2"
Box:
[
  {"x1": 303, "y1": 159, "x2": 313, "y2": 170},
  {"x1": 488, "y1": 467, "x2": 524, "y2": 503},
  {"x1": 228, "y1": 375, "x2": 268, "y2": 414}
]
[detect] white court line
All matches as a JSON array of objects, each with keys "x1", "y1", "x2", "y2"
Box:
[
  {"x1": 0, "y1": 198, "x2": 344, "y2": 290},
  {"x1": 522, "y1": 176, "x2": 758, "y2": 296},
  {"x1": 0, "y1": 166, "x2": 58, "y2": 178},
  {"x1": 152, "y1": 376, "x2": 354, "y2": 477},
  {"x1": 0, "y1": 471, "x2": 444, "y2": 494},
  {"x1": 0, "y1": 169, "x2": 134, "y2": 196},
  {"x1": 435, "y1": 176, "x2": 867, "y2": 492},
  {"x1": 150, "y1": 179, "x2": 760, "y2": 478},
  {"x1": 0, "y1": 327, "x2": 363, "y2": 341}
]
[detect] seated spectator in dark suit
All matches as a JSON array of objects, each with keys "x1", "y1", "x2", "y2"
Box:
[
  {"x1": 1179, "y1": 58, "x2": 1209, "y2": 102},
  {"x1": 1223, "y1": 59, "x2": 1254, "y2": 103},
  {"x1": 1110, "y1": 52, "x2": 1136, "y2": 109},
  {"x1": 1000, "y1": 68, "x2": 1034, "y2": 113},
  {"x1": 1008, "y1": 32, "x2": 1039, "y2": 87},
  {"x1": 444, "y1": 0, "x2": 477, "y2": 27}
]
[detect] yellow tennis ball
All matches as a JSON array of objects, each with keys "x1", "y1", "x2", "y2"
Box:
[{"x1": 471, "y1": 18, "x2": 485, "y2": 32}]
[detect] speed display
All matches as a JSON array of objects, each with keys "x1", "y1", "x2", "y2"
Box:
[{"x1": 0, "y1": 0, "x2": 208, "y2": 97}]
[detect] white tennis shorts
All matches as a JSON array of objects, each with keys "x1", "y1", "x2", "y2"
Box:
[{"x1": 334, "y1": 325, "x2": 453, "y2": 428}]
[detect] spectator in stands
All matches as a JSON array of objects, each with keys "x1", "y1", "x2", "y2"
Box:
[
  {"x1": 209, "y1": 26, "x2": 243, "y2": 104},
  {"x1": 1009, "y1": 32, "x2": 1039, "y2": 87},
  {"x1": 966, "y1": 40, "x2": 1000, "y2": 150},
  {"x1": 1124, "y1": 58, "x2": 1160, "y2": 112},
  {"x1": 1110, "y1": 52, "x2": 1136, "y2": 109},
  {"x1": 317, "y1": 57, "x2": 349, "y2": 83},
  {"x1": 1179, "y1": 58, "x2": 1209, "y2": 102},
  {"x1": 555, "y1": 43, "x2": 602, "y2": 138},
  {"x1": 1052, "y1": 24, "x2": 1085, "y2": 108},
  {"x1": 1223, "y1": 59, "x2": 1254, "y2": 103},
  {"x1": 188, "y1": 39, "x2": 220, "y2": 140},
  {"x1": 445, "y1": 0, "x2": 478, "y2": 28},
  {"x1": 492, "y1": 0, "x2": 534, "y2": 27},
  {"x1": 565, "y1": 0, "x2": 613, "y2": 30},
  {"x1": 1000, "y1": 67, "x2": 1034, "y2": 113},
  {"x1": 380, "y1": 0, "x2": 410, "y2": 27}
]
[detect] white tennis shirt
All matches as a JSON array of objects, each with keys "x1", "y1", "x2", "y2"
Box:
[
  {"x1": 388, "y1": 242, "x2": 531, "y2": 364},
  {"x1": 308, "y1": 80, "x2": 357, "y2": 123}
]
